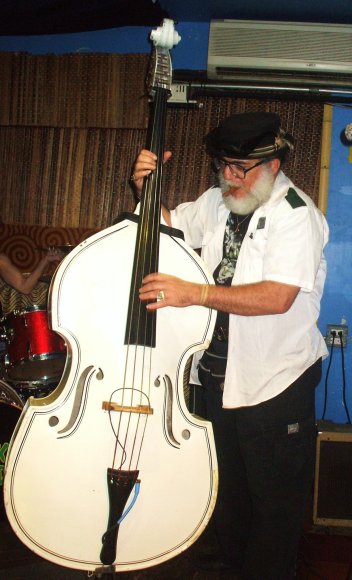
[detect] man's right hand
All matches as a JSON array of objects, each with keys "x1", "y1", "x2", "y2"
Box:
[{"x1": 131, "y1": 149, "x2": 172, "y2": 197}]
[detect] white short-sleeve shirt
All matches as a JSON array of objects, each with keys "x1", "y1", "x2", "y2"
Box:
[{"x1": 171, "y1": 171, "x2": 329, "y2": 408}]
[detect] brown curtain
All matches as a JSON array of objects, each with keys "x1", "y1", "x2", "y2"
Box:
[{"x1": 0, "y1": 52, "x2": 324, "y2": 228}]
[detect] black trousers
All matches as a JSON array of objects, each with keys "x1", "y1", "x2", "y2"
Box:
[{"x1": 198, "y1": 359, "x2": 322, "y2": 580}]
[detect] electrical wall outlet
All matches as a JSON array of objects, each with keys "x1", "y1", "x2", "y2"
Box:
[{"x1": 325, "y1": 324, "x2": 348, "y2": 347}]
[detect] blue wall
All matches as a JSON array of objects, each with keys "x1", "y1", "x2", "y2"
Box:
[
  {"x1": 1, "y1": 23, "x2": 352, "y2": 424},
  {"x1": 317, "y1": 106, "x2": 352, "y2": 425},
  {"x1": 0, "y1": 23, "x2": 210, "y2": 70}
]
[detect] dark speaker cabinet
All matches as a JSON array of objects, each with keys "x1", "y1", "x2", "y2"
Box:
[{"x1": 313, "y1": 422, "x2": 352, "y2": 527}]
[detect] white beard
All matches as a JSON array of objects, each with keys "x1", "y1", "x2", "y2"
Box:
[{"x1": 219, "y1": 165, "x2": 276, "y2": 215}]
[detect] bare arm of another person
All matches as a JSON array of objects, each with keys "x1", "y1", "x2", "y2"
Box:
[
  {"x1": 0, "y1": 249, "x2": 64, "y2": 295},
  {"x1": 132, "y1": 149, "x2": 172, "y2": 225},
  {"x1": 139, "y1": 273, "x2": 300, "y2": 317}
]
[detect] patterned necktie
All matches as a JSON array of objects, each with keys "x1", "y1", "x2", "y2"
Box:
[{"x1": 214, "y1": 212, "x2": 250, "y2": 285}]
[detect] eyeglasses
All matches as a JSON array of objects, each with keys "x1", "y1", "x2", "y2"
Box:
[{"x1": 213, "y1": 158, "x2": 267, "y2": 179}]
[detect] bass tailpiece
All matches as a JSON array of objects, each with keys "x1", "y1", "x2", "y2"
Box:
[{"x1": 100, "y1": 467, "x2": 140, "y2": 565}]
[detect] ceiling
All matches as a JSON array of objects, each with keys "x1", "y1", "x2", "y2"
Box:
[{"x1": 1, "y1": 0, "x2": 352, "y2": 36}]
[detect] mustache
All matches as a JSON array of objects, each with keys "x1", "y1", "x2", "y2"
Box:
[
  {"x1": 223, "y1": 186, "x2": 238, "y2": 197},
  {"x1": 220, "y1": 177, "x2": 247, "y2": 197},
  {"x1": 219, "y1": 177, "x2": 249, "y2": 197},
  {"x1": 218, "y1": 169, "x2": 274, "y2": 215}
]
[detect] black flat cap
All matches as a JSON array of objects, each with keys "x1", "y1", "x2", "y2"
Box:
[{"x1": 205, "y1": 112, "x2": 293, "y2": 160}]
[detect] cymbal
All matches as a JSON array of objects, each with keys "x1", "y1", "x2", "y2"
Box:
[
  {"x1": 54, "y1": 244, "x2": 75, "y2": 254},
  {"x1": 39, "y1": 244, "x2": 75, "y2": 255}
]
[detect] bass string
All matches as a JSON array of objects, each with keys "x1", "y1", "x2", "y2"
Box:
[{"x1": 111, "y1": 87, "x2": 168, "y2": 472}]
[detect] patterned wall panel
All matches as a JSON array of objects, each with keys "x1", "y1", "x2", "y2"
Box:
[{"x1": 0, "y1": 224, "x2": 98, "y2": 271}]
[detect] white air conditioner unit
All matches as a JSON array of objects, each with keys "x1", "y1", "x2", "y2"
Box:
[{"x1": 207, "y1": 20, "x2": 352, "y2": 86}]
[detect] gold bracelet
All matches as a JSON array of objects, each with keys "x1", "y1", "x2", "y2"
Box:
[{"x1": 200, "y1": 284, "x2": 209, "y2": 306}]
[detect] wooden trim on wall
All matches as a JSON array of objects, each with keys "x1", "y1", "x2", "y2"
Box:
[{"x1": 318, "y1": 104, "x2": 333, "y2": 215}]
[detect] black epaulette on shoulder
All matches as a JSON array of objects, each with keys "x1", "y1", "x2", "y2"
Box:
[{"x1": 285, "y1": 187, "x2": 306, "y2": 209}]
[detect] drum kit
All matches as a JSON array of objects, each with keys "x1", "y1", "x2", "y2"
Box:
[{"x1": 0, "y1": 246, "x2": 71, "y2": 520}]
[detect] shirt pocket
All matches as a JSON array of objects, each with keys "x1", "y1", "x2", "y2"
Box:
[
  {"x1": 201, "y1": 229, "x2": 223, "y2": 273},
  {"x1": 234, "y1": 230, "x2": 267, "y2": 283}
]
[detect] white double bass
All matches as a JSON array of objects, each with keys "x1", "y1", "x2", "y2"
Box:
[{"x1": 4, "y1": 19, "x2": 218, "y2": 574}]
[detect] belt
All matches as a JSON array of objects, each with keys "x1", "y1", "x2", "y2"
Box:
[{"x1": 198, "y1": 360, "x2": 225, "y2": 392}]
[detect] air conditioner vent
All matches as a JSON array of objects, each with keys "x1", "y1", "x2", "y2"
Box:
[{"x1": 208, "y1": 20, "x2": 352, "y2": 81}]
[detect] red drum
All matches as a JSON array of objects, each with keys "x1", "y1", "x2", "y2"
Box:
[
  {"x1": 2, "y1": 307, "x2": 66, "y2": 383},
  {"x1": 0, "y1": 380, "x2": 23, "y2": 521}
]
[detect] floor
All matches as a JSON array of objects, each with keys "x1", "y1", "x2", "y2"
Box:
[
  {"x1": 297, "y1": 527, "x2": 352, "y2": 580},
  {"x1": 1, "y1": 509, "x2": 352, "y2": 580}
]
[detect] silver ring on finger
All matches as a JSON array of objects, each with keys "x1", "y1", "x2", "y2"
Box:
[{"x1": 157, "y1": 290, "x2": 165, "y2": 302}]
